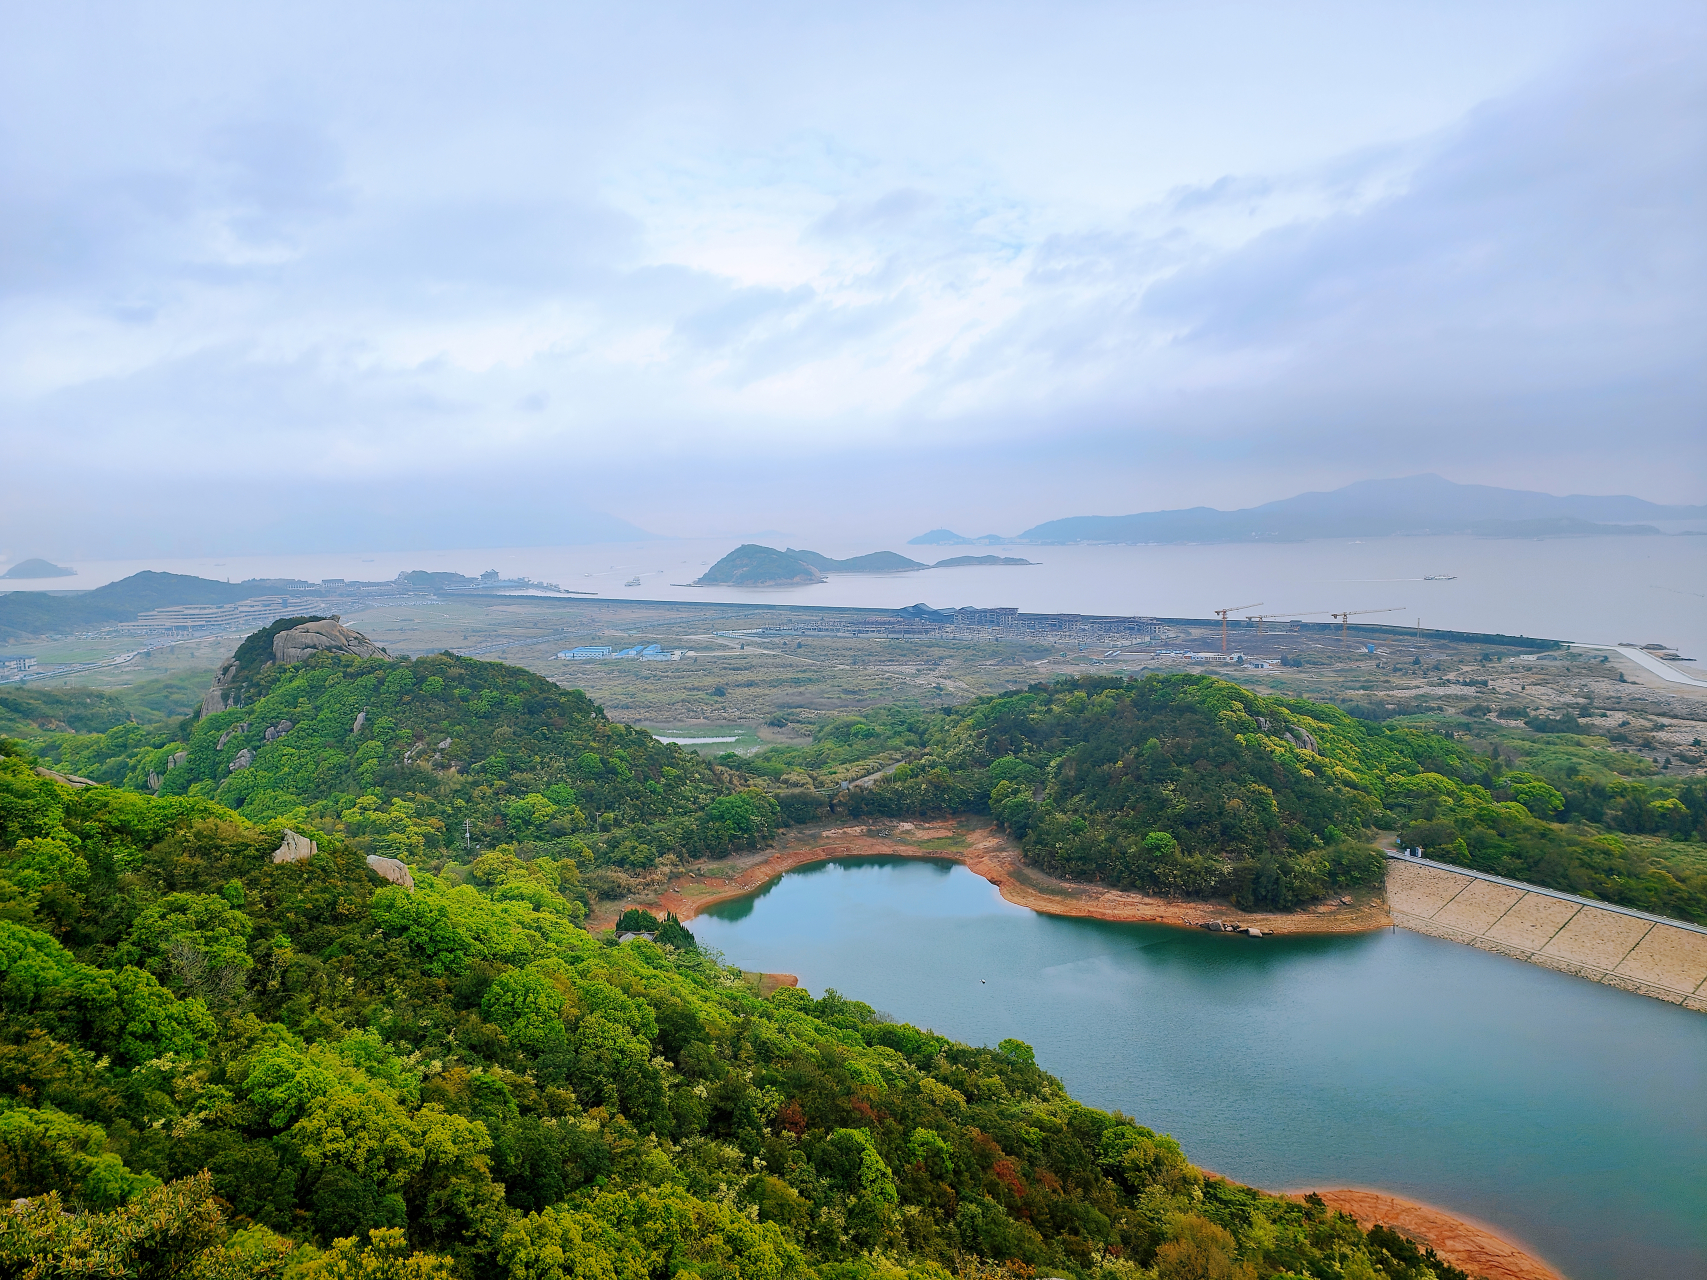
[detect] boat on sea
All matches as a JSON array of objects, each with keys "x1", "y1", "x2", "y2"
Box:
[
  {"x1": 625, "y1": 576, "x2": 642, "y2": 586},
  {"x1": 1423, "y1": 574, "x2": 1457, "y2": 581}
]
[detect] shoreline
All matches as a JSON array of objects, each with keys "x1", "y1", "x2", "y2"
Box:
[
  {"x1": 1279, "y1": 1185, "x2": 1566, "y2": 1280},
  {"x1": 596, "y1": 817, "x2": 1392, "y2": 935},
  {"x1": 607, "y1": 827, "x2": 1571, "y2": 1280}
]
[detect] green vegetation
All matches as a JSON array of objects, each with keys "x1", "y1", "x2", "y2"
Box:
[
  {"x1": 0, "y1": 671, "x2": 219, "y2": 739},
  {"x1": 735, "y1": 674, "x2": 1707, "y2": 921},
  {"x1": 30, "y1": 646, "x2": 781, "y2": 878},
  {"x1": 0, "y1": 746, "x2": 1469, "y2": 1279}
]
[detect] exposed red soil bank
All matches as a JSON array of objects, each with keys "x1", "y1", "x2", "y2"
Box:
[
  {"x1": 613, "y1": 818, "x2": 1390, "y2": 935},
  {"x1": 1288, "y1": 1187, "x2": 1567, "y2": 1280}
]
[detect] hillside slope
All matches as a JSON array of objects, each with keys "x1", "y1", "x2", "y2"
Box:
[
  {"x1": 0, "y1": 749, "x2": 1475, "y2": 1280},
  {"x1": 0, "y1": 570, "x2": 309, "y2": 640},
  {"x1": 737, "y1": 674, "x2": 1707, "y2": 920},
  {"x1": 37, "y1": 632, "x2": 780, "y2": 873}
]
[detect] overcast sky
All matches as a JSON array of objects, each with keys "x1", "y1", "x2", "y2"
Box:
[{"x1": 2, "y1": 1, "x2": 1703, "y2": 554}]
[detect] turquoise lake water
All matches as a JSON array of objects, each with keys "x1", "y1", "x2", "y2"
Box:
[{"x1": 692, "y1": 856, "x2": 1707, "y2": 1280}]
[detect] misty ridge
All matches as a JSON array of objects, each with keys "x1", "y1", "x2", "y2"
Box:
[{"x1": 914, "y1": 475, "x2": 1707, "y2": 547}]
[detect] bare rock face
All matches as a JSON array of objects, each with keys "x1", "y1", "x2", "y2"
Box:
[
  {"x1": 274, "y1": 618, "x2": 384, "y2": 667},
  {"x1": 202, "y1": 656, "x2": 242, "y2": 717},
  {"x1": 366, "y1": 855, "x2": 415, "y2": 891},
  {"x1": 273, "y1": 829, "x2": 318, "y2": 864},
  {"x1": 228, "y1": 748, "x2": 255, "y2": 772}
]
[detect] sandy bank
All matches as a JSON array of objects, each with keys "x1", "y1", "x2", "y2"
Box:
[
  {"x1": 601, "y1": 818, "x2": 1390, "y2": 935},
  {"x1": 1284, "y1": 1187, "x2": 1566, "y2": 1280}
]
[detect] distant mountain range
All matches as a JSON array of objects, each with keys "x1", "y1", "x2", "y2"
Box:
[{"x1": 914, "y1": 475, "x2": 1707, "y2": 545}]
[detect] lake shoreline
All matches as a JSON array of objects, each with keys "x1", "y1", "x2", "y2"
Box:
[
  {"x1": 1275, "y1": 1184, "x2": 1566, "y2": 1280},
  {"x1": 594, "y1": 817, "x2": 1392, "y2": 935}
]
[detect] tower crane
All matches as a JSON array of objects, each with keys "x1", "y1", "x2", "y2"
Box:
[
  {"x1": 1330, "y1": 607, "x2": 1406, "y2": 643},
  {"x1": 1241, "y1": 609, "x2": 1331, "y2": 636},
  {"x1": 1212, "y1": 602, "x2": 1262, "y2": 652}
]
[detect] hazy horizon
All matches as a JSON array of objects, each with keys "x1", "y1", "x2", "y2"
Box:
[{"x1": 3, "y1": 2, "x2": 1704, "y2": 561}]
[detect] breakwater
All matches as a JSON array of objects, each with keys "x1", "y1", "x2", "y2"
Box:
[{"x1": 1386, "y1": 855, "x2": 1707, "y2": 1010}]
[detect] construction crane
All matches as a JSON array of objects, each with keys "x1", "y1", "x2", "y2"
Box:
[
  {"x1": 1213, "y1": 602, "x2": 1262, "y2": 652},
  {"x1": 1241, "y1": 609, "x2": 1331, "y2": 636},
  {"x1": 1330, "y1": 607, "x2": 1405, "y2": 643}
]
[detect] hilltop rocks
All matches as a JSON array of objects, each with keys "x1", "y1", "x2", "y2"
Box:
[
  {"x1": 272, "y1": 829, "x2": 318, "y2": 864},
  {"x1": 366, "y1": 855, "x2": 415, "y2": 890},
  {"x1": 273, "y1": 618, "x2": 384, "y2": 666},
  {"x1": 200, "y1": 617, "x2": 384, "y2": 718}
]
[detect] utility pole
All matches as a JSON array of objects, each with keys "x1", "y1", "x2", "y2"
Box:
[{"x1": 465, "y1": 819, "x2": 471, "y2": 852}]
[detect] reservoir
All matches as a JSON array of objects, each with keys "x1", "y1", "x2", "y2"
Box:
[{"x1": 692, "y1": 856, "x2": 1707, "y2": 1280}]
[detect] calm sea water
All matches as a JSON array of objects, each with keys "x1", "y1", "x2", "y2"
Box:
[
  {"x1": 692, "y1": 857, "x2": 1707, "y2": 1280},
  {"x1": 14, "y1": 534, "x2": 1706, "y2": 655}
]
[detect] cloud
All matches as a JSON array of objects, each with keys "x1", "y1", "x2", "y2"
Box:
[{"x1": 0, "y1": 1, "x2": 1701, "y2": 557}]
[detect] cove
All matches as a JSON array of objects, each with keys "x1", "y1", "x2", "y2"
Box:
[{"x1": 692, "y1": 856, "x2": 1707, "y2": 1280}]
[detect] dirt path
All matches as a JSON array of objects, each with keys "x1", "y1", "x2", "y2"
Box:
[
  {"x1": 595, "y1": 818, "x2": 1390, "y2": 935},
  {"x1": 1287, "y1": 1187, "x2": 1566, "y2": 1280}
]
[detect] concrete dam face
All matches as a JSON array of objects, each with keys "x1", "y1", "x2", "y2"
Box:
[{"x1": 1386, "y1": 856, "x2": 1707, "y2": 1011}]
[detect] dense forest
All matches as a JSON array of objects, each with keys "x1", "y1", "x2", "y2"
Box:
[
  {"x1": 0, "y1": 746, "x2": 1472, "y2": 1279},
  {"x1": 31, "y1": 634, "x2": 782, "y2": 882},
  {"x1": 736, "y1": 676, "x2": 1707, "y2": 921}
]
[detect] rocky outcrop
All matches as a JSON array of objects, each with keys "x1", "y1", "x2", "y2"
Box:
[
  {"x1": 366, "y1": 855, "x2": 415, "y2": 890},
  {"x1": 352, "y1": 710, "x2": 367, "y2": 735},
  {"x1": 202, "y1": 656, "x2": 243, "y2": 717},
  {"x1": 273, "y1": 618, "x2": 384, "y2": 666},
  {"x1": 36, "y1": 766, "x2": 98, "y2": 789},
  {"x1": 200, "y1": 617, "x2": 383, "y2": 720},
  {"x1": 228, "y1": 748, "x2": 255, "y2": 772},
  {"x1": 272, "y1": 829, "x2": 318, "y2": 864},
  {"x1": 263, "y1": 720, "x2": 293, "y2": 743}
]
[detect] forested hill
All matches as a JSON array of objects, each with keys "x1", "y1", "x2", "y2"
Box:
[
  {"x1": 737, "y1": 674, "x2": 1707, "y2": 921},
  {"x1": 0, "y1": 747, "x2": 1471, "y2": 1279},
  {"x1": 36, "y1": 641, "x2": 781, "y2": 873}
]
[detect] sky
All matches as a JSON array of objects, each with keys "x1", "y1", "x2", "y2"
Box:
[{"x1": 1, "y1": 0, "x2": 1704, "y2": 557}]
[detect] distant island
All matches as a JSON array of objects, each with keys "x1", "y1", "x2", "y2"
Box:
[
  {"x1": 1, "y1": 558, "x2": 76, "y2": 579},
  {"x1": 932, "y1": 554, "x2": 1034, "y2": 567},
  {"x1": 696, "y1": 545, "x2": 1036, "y2": 587},
  {"x1": 913, "y1": 474, "x2": 1706, "y2": 546},
  {"x1": 694, "y1": 545, "x2": 826, "y2": 586}
]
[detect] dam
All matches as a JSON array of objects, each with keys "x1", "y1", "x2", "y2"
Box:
[{"x1": 1385, "y1": 854, "x2": 1707, "y2": 1010}]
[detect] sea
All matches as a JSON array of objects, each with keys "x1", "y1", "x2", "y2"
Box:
[{"x1": 7, "y1": 534, "x2": 1705, "y2": 656}]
